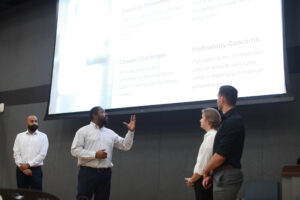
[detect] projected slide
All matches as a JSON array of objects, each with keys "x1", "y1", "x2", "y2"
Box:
[{"x1": 48, "y1": 0, "x2": 286, "y2": 115}]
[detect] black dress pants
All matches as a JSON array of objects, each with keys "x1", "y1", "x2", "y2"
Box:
[
  {"x1": 76, "y1": 166, "x2": 112, "y2": 200},
  {"x1": 16, "y1": 166, "x2": 43, "y2": 191},
  {"x1": 194, "y1": 177, "x2": 213, "y2": 200}
]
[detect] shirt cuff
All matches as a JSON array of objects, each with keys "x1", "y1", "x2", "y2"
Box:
[
  {"x1": 193, "y1": 169, "x2": 203, "y2": 176},
  {"x1": 28, "y1": 161, "x2": 33, "y2": 167},
  {"x1": 91, "y1": 151, "x2": 97, "y2": 158},
  {"x1": 193, "y1": 165, "x2": 204, "y2": 176},
  {"x1": 128, "y1": 130, "x2": 135, "y2": 134}
]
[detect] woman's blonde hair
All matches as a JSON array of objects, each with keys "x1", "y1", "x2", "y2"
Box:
[{"x1": 202, "y1": 107, "x2": 221, "y2": 130}]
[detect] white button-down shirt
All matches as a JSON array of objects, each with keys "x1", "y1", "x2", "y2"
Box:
[
  {"x1": 193, "y1": 129, "x2": 217, "y2": 175},
  {"x1": 13, "y1": 130, "x2": 49, "y2": 167},
  {"x1": 71, "y1": 122, "x2": 134, "y2": 168}
]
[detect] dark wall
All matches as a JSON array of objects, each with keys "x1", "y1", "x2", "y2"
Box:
[{"x1": 0, "y1": 1, "x2": 300, "y2": 200}]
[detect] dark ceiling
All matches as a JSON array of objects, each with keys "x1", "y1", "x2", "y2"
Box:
[{"x1": 0, "y1": 0, "x2": 29, "y2": 12}]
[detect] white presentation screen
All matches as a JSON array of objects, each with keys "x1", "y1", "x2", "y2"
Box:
[{"x1": 48, "y1": 0, "x2": 287, "y2": 115}]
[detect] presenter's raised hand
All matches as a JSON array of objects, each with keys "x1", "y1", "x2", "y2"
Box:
[{"x1": 123, "y1": 115, "x2": 136, "y2": 131}]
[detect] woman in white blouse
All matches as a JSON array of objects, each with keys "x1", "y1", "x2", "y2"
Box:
[{"x1": 185, "y1": 107, "x2": 221, "y2": 200}]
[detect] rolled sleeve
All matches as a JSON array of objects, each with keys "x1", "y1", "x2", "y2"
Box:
[
  {"x1": 193, "y1": 147, "x2": 213, "y2": 175},
  {"x1": 114, "y1": 131, "x2": 134, "y2": 151}
]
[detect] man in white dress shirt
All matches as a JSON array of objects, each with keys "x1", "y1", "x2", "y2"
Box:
[
  {"x1": 71, "y1": 106, "x2": 136, "y2": 200},
  {"x1": 13, "y1": 115, "x2": 49, "y2": 191}
]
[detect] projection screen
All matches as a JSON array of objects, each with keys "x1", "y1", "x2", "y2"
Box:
[{"x1": 48, "y1": 0, "x2": 288, "y2": 116}]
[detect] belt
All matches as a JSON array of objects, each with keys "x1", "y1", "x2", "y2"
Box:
[
  {"x1": 80, "y1": 166, "x2": 111, "y2": 172},
  {"x1": 30, "y1": 166, "x2": 41, "y2": 168},
  {"x1": 214, "y1": 165, "x2": 233, "y2": 173}
]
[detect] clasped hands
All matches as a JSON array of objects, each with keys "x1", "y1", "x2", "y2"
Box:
[
  {"x1": 184, "y1": 177, "x2": 194, "y2": 188},
  {"x1": 202, "y1": 176, "x2": 212, "y2": 189},
  {"x1": 184, "y1": 176, "x2": 212, "y2": 189},
  {"x1": 19, "y1": 163, "x2": 32, "y2": 176}
]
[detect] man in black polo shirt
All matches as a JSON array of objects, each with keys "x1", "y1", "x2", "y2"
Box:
[{"x1": 202, "y1": 85, "x2": 245, "y2": 200}]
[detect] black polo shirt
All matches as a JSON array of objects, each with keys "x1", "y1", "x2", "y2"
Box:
[{"x1": 213, "y1": 108, "x2": 245, "y2": 168}]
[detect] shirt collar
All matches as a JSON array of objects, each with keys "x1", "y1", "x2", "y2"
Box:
[
  {"x1": 205, "y1": 129, "x2": 217, "y2": 137},
  {"x1": 221, "y1": 107, "x2": 236, "y2": 120},
  {"x1": 26, "y1": 130, "x2": 38, "y2": 135},
  {"x1": 90, "y1": 121, "x2": 104, "y2": 130}
]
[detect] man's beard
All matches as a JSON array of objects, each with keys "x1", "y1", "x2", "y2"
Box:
[
  {"x1": 28, "y1": 125, "x2": 38, "y2": 132},
  {"x1": 98, "y1": 118, "x2": 108, "y2": 128},
  {"x1": 217, "y1": 103, "x2": 223, "y2": 113}
]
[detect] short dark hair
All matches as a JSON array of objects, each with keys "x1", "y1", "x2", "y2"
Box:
[
  {"x1": 219, "y1": 85, "x2": 238, "y2": 106},
  {"x1": 89, "y1": 106, "x2": 102, "y2": 120}
]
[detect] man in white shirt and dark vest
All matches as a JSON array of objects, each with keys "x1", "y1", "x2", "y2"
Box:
[
  {"x1": 71, "y1": 106, "x2": 136, "y2": 200},
  {"x1": 13, "y1": 115, "x2": 49, "y2": 191}
]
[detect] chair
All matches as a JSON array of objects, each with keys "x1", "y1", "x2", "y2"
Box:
[{"x1": 245, "y1": 182, "x2": 278, "y2": 200}]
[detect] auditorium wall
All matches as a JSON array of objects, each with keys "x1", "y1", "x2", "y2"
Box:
[{"x1": 0, "y1": 1, "x2": 300, "y2": 199}]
